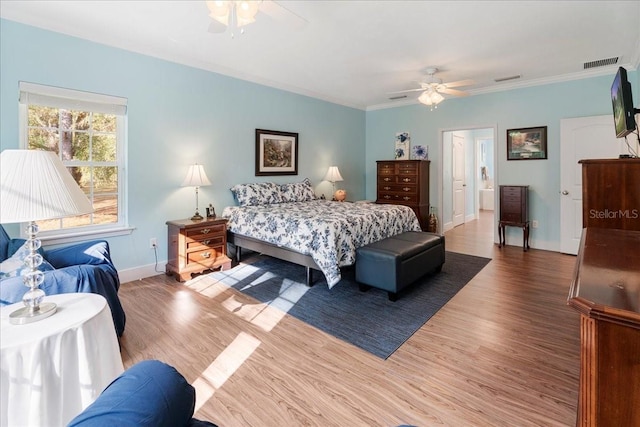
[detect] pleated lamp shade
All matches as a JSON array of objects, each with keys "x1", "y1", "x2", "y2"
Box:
[
  {"x1": 323, "y1": 166, "x2": 344, "y2": 183},
  {"x1": 182, "y1": 164, "x2": 211, "y2": 187},
  {"x1": 0, "y1": 149, "x2": 93, "y2": 223}
]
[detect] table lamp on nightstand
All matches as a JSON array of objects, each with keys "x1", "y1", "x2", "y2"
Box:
[
  {"x1": 182, "y1": 164, "x2": 211, "y2": 221},
  {"x1": 324, "y1": 166, "x2": 346, "y2": 202},
  {"x1": 0, "y1": 149, "x2": 93, "y2": 324}
]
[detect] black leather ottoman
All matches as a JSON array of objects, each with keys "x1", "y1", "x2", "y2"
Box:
[{"x1": 355, "y1": 232, "x2": 445, "y2": 301}]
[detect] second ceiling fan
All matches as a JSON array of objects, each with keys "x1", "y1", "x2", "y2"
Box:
[{"x1": 394, "y1": 68, "x2": 474, "y2": 110}]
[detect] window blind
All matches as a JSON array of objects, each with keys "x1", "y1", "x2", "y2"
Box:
[{"x1": 19, "y1": 81, "x2": 127, "y2": 115}]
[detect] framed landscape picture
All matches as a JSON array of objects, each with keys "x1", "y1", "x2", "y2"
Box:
[
  {"x1": 507, "y1": 126, "x2": 547, "y2": 160},
  {"x1": 255, "y1": 129, "x2": 298, "y2": 176}
]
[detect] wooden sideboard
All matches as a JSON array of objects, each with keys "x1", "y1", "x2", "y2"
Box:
[
  {"x1": 376, "y1": 160, "x2": 430, "y2": 230},
  {"x1": 567, "y1": 227, "x2": 640, "y2": 427},
  {"x1": 580, "y1": 158, "x2": 640, "y2": 231}
]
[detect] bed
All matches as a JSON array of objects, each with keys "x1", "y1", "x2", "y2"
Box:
[{"x1": 222, "y1": 180, "x2": 421, "y2": 288}]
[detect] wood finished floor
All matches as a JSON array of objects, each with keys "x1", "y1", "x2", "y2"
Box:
[{"x1": 119, "y1": 211, "x2": 580, "y2": 426}]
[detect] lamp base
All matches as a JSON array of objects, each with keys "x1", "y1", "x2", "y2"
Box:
[
  {"x1": 9, "y1": 302, "x2": 57, "y2": 325},
  {"x1": 191, "y1": 212, "x2": 204, "y2": 221}
]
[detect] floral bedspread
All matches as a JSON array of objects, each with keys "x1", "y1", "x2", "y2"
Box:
[{"x1": 222, "y1": 200, "x2": 421, "y2": 288}]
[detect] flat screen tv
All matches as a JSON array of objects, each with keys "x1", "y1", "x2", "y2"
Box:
[{"x1": 611, "y1": 66, "x2": 637, "y2": 138}]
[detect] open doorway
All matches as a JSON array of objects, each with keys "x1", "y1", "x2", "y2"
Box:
[{"x1": 439, "y1": 126, "x2": 497, "y2": 245}]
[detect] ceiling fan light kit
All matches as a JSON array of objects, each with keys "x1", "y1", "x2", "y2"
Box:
[
  {"x1": 206, "y1": 1, "x2": 260, "y2": 29},
  {"x1": 391, "y1": 67, "x2": 473, "y2": 110}
]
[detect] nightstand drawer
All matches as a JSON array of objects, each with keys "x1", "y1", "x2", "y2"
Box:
[
  {"x1": 187, "y1": 245, "x2": 225, "y2": 265},
  {"x1": 187, "y1": 235, "x2": 224, "y2": 251},
  {"x1": 186, "y1": 224, "x2": 225, "y2": 239}
]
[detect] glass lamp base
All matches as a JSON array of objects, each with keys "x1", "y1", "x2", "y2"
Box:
[{"x1": 9, "y1": 302, "x2": 57, "y2": 325}]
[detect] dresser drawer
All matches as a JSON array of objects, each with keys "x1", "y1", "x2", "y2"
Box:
[
  {"x1": 501, "y1": 212, "x2": 523, "y2": 223},
  {"x1": 377, "y1": 192, "x2": 418, "y2": 203},
  {"x1": 378, "y1": 184, "x2": 416, "y2": 193},
  {"x1": 398, "y1": 163, "x2": 418, "y2": 173},
  {"x1": 378, "y1": 175, "x2": 395, "y2": 183},
  {"x1": 501, "y1": 187, "x2": 523, "y2": 199},
  {"x1": 377, "y1": 163, "x2": 395, "y2": 174}
]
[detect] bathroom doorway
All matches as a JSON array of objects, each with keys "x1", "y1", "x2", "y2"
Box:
[{"x1": 440, "y1": 126, "x2": 496, "y2": 245}]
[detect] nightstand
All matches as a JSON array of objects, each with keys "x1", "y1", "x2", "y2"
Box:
[{"x1": 166, "y1": 217, "x2": 232, "y2": 282}]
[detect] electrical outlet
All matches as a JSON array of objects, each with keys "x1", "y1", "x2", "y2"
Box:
[
  {"x1": 532, "y1": 220, "x2": 539, "y2": 228},
  {"x1": 150, "y1": 238, "x2": 157, "y2": 249}
]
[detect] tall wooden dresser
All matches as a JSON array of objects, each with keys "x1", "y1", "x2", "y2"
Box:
[
  {"x1": 580, "y1": 158, "x2": 640, "y2": 231},
  {"x1": 376, "y1": 160, "x2": 430, "y2": 230},
  {"x1": 498, "y1": 185, "x2": 530, "y2": 251}
]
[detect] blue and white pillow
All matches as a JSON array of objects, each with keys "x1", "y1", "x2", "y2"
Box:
[
  {"x1": 230, "y1": 182, "x2": 283, "y2": 207},
  {"x1": 280, "y1": 178, "x2": 317, "y2": 203},
  {"x1": 0, "y1": 241, "x2": 54, "y2": 280}
]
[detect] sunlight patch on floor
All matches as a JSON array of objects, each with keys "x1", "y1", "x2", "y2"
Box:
[
  {"x1": 221, "y1": 276, "x2": 309, "y2": 332},
  {"x1": 192, "y1": 332, "x2": 261, "y2": 412}
]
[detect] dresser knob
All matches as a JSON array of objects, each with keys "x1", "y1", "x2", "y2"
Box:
[
  {"x1": 201, "y1": 228, "x2": 210, "y2": 234},
  {"x1": 403, "y1": 178, "x2": 410, "y2": 182},
  {"x1": 403, "y1": 196, "x2": 410, "y2": 201},
  {"x1": 202, "y1": 239, "x2": 210, "y2": 245},
  {"x1": 384, "y1": 195, "x2": 391, "y2": 199},
  {"x1": 384, "y1": 177, "x2": 391, "y2": 182},
  {"x1": 384, "y1": 186, "x2": 391, "y2": 190},
  {"x1": 403, "y1": 187, "x2": 410, "y2": 192},
  {"x1": 201, "y1": 252, "x2": 211, "y2": 259}
]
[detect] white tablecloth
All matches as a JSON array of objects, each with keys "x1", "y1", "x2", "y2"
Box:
[{"x1": 1, "y1": 293, "x2": 124, "y2": 427}]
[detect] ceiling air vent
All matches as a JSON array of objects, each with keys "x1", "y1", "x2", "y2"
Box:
[
  {"x1": 389, "y1": 95, "x2": 407, "y2": 100},
  {"x1": 584, "y1": 57, "x2": 618, "y2": 69},
  {"x1": 494, "y1": 75, "x2": 521, "y2": 82}
]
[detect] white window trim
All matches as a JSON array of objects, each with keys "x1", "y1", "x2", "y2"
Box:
[{"x1": 18, "y1": 82, "x2": 130, "y2": 241}]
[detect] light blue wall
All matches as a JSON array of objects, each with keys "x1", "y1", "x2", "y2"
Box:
[
  {"x1": 1, "y1": 19, "x2": 637, "y2": 266},
  {"x1": 0, "y1": 19, "x2": 365, "y2": 272},
  {"x1": 366, "y1": 72, "x2": 637, "y2": 250}
]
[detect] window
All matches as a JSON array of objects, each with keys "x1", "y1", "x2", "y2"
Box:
[{"x1": 19, "y1": 82, "x2": 130, "y2": 241}]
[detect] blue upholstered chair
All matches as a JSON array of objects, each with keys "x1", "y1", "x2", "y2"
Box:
[
  {"x1": 0, "y1": 224, "x2": 126, "y2": 336},
  {"x1": 68, "y1": 360, "x2": 217, "y2": 427}
]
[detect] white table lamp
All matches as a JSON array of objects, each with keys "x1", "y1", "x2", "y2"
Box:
[
  {"x1": 182, "y1": 164, "x2": 211, "y2": 220},
  {"x1": 0, "y1": 149, "x2": 93, "y2": 324},
  {"x1": 323, "y1": 166, "x2": 345, "y2": 201}
]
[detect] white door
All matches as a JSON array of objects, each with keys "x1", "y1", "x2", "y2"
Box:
[
  {"x1": 452, "y1": 134, "x2": 465, "y2": 227},
  {"x1": 560, "y1": 115, "x2": 626, "y2": 254}
]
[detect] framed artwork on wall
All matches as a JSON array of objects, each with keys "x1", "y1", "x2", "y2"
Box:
[
  {"x1": 255, "y1": 129, "x2": 298, "y2": 176},
  {"x1": 507, "y1": 126, "x2": 548, "y2": 160},
  {"x1": 395, "y1": 132, "x2": 410, "y2": 160}
]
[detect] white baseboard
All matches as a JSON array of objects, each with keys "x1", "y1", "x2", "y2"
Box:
[
  {"x1": 465, "y1": 213, "x2": 476, "y2": 222},
  {"x1": 118, "y1": 261, "x2": 167, "y2": 284}
]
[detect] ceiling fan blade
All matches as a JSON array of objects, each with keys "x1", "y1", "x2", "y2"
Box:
[
  {"x1": 260, "y1": 0, "x2": 308, "y2": 29},
  {"x1": 439, "y1": 88, "x2": 469, "y2": 97},
  {"x1": 208, "y1": 20, "x2": 227, "y2": 33},
  {"x1": 443, "y1": 79, "x2": 474, "y2": 88},
  {"x1": 388, "y1": 88, "x2": 427, "y2": 94}
]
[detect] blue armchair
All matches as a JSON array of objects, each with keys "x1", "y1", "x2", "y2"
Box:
[
  {"x1": 0, "y1": 225, "x2": 126, "y2": 336},
  {"x1": 68, "y1": 360, "x2": 217, "y2": 427}
]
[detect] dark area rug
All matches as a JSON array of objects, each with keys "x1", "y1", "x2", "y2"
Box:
[{"x1": 208, "y1": 251, "x2": 490, "y2": 359}]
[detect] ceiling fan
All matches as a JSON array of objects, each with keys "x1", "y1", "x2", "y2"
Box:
[
  {"x1": 392, "y1": 68, "x2": 474, "y2": 110},
  {"x1": 206, "y1": 1, "x2": 307, "y2": 36}
]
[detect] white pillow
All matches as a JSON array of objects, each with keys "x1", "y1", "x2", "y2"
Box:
[{"x1": 0, "y1": 241, "x2": 54, "y2": 279}]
